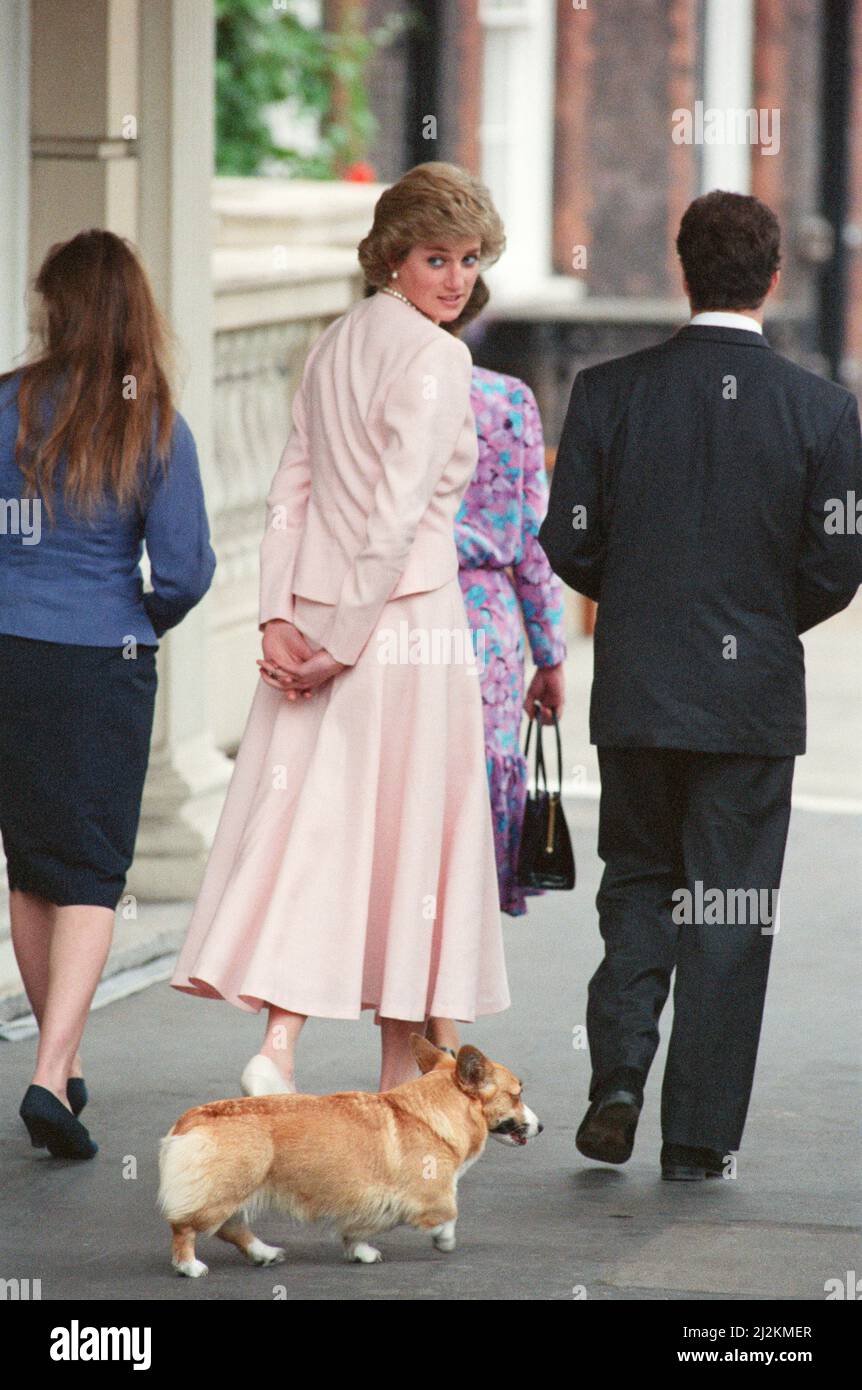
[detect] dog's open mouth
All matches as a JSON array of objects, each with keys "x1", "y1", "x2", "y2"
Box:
[{"x1": 492, "y1": 1120, "x2": 529, "y2": 1144}]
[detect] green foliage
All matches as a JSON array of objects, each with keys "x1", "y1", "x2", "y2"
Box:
[{"x1": 215, "y1": 0, "x2": 413, "y2": 178}]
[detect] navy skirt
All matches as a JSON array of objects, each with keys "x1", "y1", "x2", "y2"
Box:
[{"x1": 0, "y1": 634, "x2": 158, "y2": 908}]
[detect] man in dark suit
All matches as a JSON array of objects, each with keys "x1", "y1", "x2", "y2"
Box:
[{"x1": 538, "y1": 191, "x2": 862, "y2": 1180}]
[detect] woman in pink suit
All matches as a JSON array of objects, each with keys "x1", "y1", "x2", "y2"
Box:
[{"x1": 171, "y1": 163, "x2": 510, "y2": 1091}]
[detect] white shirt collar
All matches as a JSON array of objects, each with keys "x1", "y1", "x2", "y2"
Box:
[{"x1": 689, "y1": 310, "x2": 763, "y2": 335}]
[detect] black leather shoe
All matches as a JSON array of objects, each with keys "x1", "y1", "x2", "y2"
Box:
[
  {"x1": 661, "y1": 1142, "x2": 726, "y2": 1180},
  {"x1": 19, "y1": 1085, "x2": 98, "y2": 1160},
  {"x1": 702, "y1": 1148, "x2": 726, "y2": 1178},
  {"x1": 66, "y1": 1077, "x2": 88, "y2": 1117},
  {"x1": 576, "y1": 1088, "x2": 641, "y2": 1164}
]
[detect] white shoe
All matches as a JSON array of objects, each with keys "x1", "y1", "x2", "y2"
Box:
[{"x1": 240, "y1": 1054, "x2": 296, "y2": 1097}]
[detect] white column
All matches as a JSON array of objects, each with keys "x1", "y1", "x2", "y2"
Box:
[
  {"x1": 701, "y1": 0, "x2": 755, "y2": 194},
  {"x1": 0, "y1": 0, "x2": 30, "y2": 373},
  {"x1": 132, "y1": 0, "x2": 233, "y2": 898},
  {"x1": 478, "y1": 0, "x2": 557, "y2": 300}
]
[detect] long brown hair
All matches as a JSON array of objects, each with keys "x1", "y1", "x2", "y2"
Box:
[{"x1": 0, "y1": 229, "x2": 178, "y2": 526}]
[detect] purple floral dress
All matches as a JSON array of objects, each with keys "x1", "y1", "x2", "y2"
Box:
[{"x1": 456, "y1": 368, "x2": 567, "y2": 917}]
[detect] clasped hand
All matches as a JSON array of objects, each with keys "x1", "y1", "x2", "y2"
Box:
[{"x1": 257, "y1": 619, "x2": 346, "y2": 700}]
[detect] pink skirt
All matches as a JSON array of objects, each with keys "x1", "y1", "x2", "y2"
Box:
[{"x1": 170, "y1": 577, "x2": 510, "y2": 1024}]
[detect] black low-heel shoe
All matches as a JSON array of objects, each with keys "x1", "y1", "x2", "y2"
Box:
[
  {"x1": 19, "y1": 1085, "x2": 98, "y2": 1160},
  {"x1": 66, "y1": 1077, "x2": 88, "y2": 1117}
]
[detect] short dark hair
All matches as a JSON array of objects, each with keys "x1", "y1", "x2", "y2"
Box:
[{"x1": 676, "y1": 190, "x2": 781, "y2": 311}]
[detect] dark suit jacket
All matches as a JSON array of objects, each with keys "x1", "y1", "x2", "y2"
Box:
[{"x1": 538, "y1": 324, "x2": 862, "y2": 755}]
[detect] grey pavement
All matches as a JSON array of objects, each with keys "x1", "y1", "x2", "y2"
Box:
[{"x1": 2, "y1": 795, "x2": 859, "y2": 1301}]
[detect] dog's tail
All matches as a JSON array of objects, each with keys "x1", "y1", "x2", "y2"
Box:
[{"x1": 157, "y1": 1126, "x2": 220, "y2": 1226}]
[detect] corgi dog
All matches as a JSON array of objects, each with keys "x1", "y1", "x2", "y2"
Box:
[{"x1": 158, "y1": 1034, "x2": 541, "y2": 1275}]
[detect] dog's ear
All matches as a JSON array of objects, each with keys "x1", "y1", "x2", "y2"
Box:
[
  {"x1": 454, "y1": 1045, "x2": 494, "y2": 1095},
  {"x1": 410, "y1": 1033, "x2": 453, "y2": 1073}
]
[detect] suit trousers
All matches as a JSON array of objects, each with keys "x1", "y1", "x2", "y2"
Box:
[{"x1": 588, "y1": 747, "x2": 795, "y2": 1151}]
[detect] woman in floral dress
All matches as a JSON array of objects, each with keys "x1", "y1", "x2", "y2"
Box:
[{"x1": 458, "y1": 364, "x2": 568, "y2": 909}]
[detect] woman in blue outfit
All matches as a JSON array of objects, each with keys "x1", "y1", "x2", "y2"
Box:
[{"x1": 0, "y1": 229, "x2": 216, "y2": 1160}]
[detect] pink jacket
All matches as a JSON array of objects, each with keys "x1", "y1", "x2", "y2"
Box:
[{"x1": 258, "y1": 289, "x2": 479, "y2": 666}]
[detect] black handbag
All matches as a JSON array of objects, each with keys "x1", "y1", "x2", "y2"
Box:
[{"x1": 516, "y1": 699, "x2": 576, "y2": 891}]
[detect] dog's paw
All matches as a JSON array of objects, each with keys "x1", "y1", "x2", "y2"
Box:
[
  {"x1": 173, "y1": 1258, "x2": 209, "y2": 1279},
  {"x1": 344, "y1": 1240, "x2": 383, "y2": 1264},
  {"x1": 247, "y1": 1238, "x2": 286, "y2": 1267},
  {"x1": 431, "y1": 1221, "x2": 457, "y2": 1253}
]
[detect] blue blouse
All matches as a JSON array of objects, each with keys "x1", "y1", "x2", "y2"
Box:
[{"x1": 0, "y1": 369, "x2": 216, "y2": 647}]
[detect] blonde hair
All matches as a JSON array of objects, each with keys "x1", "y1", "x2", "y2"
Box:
[{"x1": 358, "y1": 162, "x2": 505, "y2": 290}]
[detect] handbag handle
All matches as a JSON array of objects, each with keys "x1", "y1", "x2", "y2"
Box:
[
  {"x1": 523, "y1": 699, "x2": 563, "y2": 798},
  {"x1": 524, "y1": 698, "x2": 548, "y2": 796}
]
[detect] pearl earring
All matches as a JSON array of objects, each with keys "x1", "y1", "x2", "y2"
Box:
[{"x1": 391, "y1": 270, "x2": 398, "y2": 279}]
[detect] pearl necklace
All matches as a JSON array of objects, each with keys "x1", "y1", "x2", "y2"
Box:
[{"x1": 380, "y1": 284, "x2": 436, "y2": 322}]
